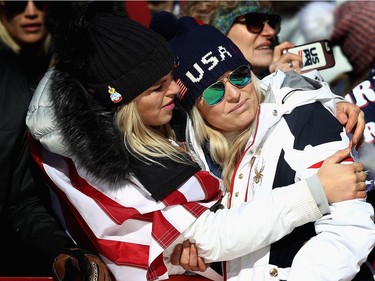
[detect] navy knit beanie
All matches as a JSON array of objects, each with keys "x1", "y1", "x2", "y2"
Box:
[{"x1": 150, "y1": 11, "x2": 249, "y2": 111}]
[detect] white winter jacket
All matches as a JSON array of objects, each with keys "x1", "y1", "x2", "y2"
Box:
[{"x1": 184, "y1": 71, "x2": 375, "y2": 281}]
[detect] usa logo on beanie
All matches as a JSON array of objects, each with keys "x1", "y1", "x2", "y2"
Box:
[{"x1": 150, "y1": 11, "x2": 249, "y2": 111}]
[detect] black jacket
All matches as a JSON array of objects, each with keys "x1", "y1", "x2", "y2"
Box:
[{"x1": 0, "y1": 45, "x2": 75, "y2": 276}]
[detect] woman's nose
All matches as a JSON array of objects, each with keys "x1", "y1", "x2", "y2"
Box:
[
  {"x1": 169, "y1": 80, "x2": 180, "y2": 96},
  {"x1": 24, "y1": 1, "x2": 38, "y2": 18},
  {"x1": 261, "y1": 22, "x2": 276, "y2": 37},
  {"x1": 224, "y1": 81, "x2": 241, "y2": 102}
]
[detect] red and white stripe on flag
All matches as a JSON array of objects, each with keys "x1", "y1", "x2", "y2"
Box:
[{"x1": 30, "y1": 139, "x2": 221, "y2": 280}]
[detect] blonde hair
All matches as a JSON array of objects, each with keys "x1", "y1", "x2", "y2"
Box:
[
  {"x1": 190, "y1": 72, "x2": 265, "y2": 189},
  {"x1": 115, "y1": 101, "x2": 191, "y2": 166}
]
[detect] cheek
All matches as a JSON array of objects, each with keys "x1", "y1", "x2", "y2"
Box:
[
  {"x1": 228, "y1": 27, "x2": 256, "y2": 50},
  {"x1": 142, "y1": 110, "x2": 172, "y2": 127},
  {"x1": 252, "y1": 53, "x2": 273, "y2": 66},
  {"x1": 204, "y1": 113, "x2": 223, "y2": 129},
  {"x1": 206, "y1": 100, "x2": 258, "y2": 132},
  {"x1": 137, "y1": 97, "x2": 168, "y2": 126},
  {"x1": 1, "y1": 16, "x2": 17, "y2": 36},
  {"x1": 199, "y1": 105, "x2": 223, "y2": 128},
  {"x1": 201, "y1": 106, "x2": 237, "y2": 132},
  {"x1": 219, "y1": 111, "x2": 256, "y2": 132},
  {"x1": 138, "y1": 102, "x2": 156, "y2": 122}
]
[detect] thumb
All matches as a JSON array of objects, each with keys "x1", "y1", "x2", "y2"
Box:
[
  {"x1": 335, "y1": 108, "x2": 349, "y2": 131},
  {"x1": 324, "y1": 148, "x2": 351, "y2": 165}
]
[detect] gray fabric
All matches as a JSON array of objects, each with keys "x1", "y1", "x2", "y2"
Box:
[
  {"x1": 306, "y1": 174, "x2": 330, "y2": 215},
  {"x1": 282, "y1": 71, "x2": 321, "y2": 91}
]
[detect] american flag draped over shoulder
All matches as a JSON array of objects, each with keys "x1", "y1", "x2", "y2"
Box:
[{"x1": 29, "y1": 138, "x2": 222, "y2": 280}]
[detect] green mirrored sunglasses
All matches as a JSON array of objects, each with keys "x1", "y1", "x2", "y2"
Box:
[{"x1": 202, "y1": 65, "x2": 252, "y2": 106}]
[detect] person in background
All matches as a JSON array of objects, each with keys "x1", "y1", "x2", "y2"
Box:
[
  {"x1": 295, "y1": 1, "x2": 352, "y2": 84},
  {"x1": 150, "y1": 11, "x2": 375, "y2": 280},
  {"x1": 179, "y1": 0, "x2": 366, "y2": 148},
  {"x1": 0, "y1": 1, "x2": 110, "y2": 279},
  {"x1": 329, "y1": 0, "x2": 375, "y2": 241},
  {"x1": 0, "y1": 0, "x2": 52, "y2": 90},
  {"x1": 26, "y1": 2, "x2": 370, "y2": 280},
  {"x1": 329, "y1": 1, "x2": 375, "y2": 97},
  {"x1": 180, "y1": 0, "x2": 303, "y2": 78}
]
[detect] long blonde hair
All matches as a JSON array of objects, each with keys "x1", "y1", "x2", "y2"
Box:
[
  {"x1": 190, "y1": 72, "x2": 265, "y2": 189},
  {"x1": 115, "y1": 101, "x2": 192, "y2": 166}
]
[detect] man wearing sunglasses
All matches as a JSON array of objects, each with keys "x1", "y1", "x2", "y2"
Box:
[
  {"x1": 181, "y1": 0, "x2": 303, "y2": 78},
  {"x1": 0, "y1": 1, "x2": 110, "y2": 280}
]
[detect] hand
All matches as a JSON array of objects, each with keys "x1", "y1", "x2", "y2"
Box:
[
  {"x1": 52, "y1": 248, "x2": 111, "y2": 281},
  {"x1": 318, "y1": 148, "x2": 367, "y2": 203},
  {"x1": 335, "y1": 102, "x2": 365, "y2": 151},
  {"x1": 170, "y1": 240, "x2": 209, "y2": 272},
  {"x1": 269, "y1": 41, "x2": 303, "y2": 74}
]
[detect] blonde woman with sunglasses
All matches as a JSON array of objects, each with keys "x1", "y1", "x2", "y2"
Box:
[{"x1": 151, "y1": 12, "x2": 375, "y2": 281}]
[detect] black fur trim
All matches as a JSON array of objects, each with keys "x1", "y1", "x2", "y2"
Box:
[
  {"x1": 50, "y1": 68, "x2": 129, "y2": 186},
  {"x1": 49, "y1": 68, "x2": 202, "y2": 200}
]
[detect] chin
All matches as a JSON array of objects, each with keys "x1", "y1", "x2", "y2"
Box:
[
  {"x1": 157, "y1": 115, "x2": 173, "y2": 126},
  {"x1": 21, "y1": 34, "x2": 46, "y2": 45}
]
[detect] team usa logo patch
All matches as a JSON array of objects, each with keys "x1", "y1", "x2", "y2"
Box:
[{"x1": 108, "y1": 85, "x2": 123, "y2": 104}]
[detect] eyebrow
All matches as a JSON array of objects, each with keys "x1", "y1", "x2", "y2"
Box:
[{"x1": 217, "y1": 70, "x2": 232, "y2": 81}]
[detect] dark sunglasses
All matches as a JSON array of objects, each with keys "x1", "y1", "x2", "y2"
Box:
[
  {"x1": 202, "y1": 65, "x2": 252, "y2": 106},
  {"x1": 3, "y1": 1, "x2": 50, "y2": 14},
  {"x1": 234, "y1": 13, "x2": 281, "y2": 34}
]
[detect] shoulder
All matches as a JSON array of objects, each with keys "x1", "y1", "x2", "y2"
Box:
[
  {"x1": 283, "y1": 102, "x2": 343, "y2": 149},
  {"x1": 27, "y1": 69, "x2": 70, "y2": 157}
]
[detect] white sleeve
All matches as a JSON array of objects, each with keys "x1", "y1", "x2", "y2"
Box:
[
  {"x1": 182, "y1": 180, "x2": 322, "y2": 262},
  {"x1": 288, "y1": 199, "x2": 375, "y2": 281}
]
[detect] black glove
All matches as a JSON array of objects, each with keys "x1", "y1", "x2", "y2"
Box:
[{"x1": 52, "y1": 248, "x2": 111, "y2": 281}]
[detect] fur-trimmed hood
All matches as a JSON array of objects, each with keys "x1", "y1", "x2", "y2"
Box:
[
  {"x1": 27, "y1": 68, "x2": 201, "y2": 200},
  {"x1": 27, "y1": 68, "x2": 130, "y2": 185}
]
